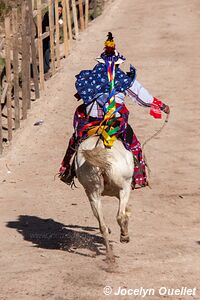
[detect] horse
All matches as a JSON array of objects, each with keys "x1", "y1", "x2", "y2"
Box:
[{"x1": 75, "y1": 135, "x2": 134, "y2": 261}]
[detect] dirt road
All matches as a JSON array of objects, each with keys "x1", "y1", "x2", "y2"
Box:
[{"x1": 0, "y1": 0, "x2": 200, "y2": 299}]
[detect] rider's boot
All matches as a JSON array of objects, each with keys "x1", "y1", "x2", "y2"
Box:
[{"x1": 59, "y1": 135, "x2": 76, "y2": 184}]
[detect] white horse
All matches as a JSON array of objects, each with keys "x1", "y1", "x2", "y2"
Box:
[{"x1": 75, "y1": 135, "x2": 134, "y2": 261}]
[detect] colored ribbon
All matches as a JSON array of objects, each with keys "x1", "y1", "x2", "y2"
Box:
[{"x1": 100, "y1": 60, "x2": 119, "y2": 147}]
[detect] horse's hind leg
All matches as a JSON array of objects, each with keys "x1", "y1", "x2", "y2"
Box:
[
  {"x1": 86, "y1": 191, "x2": 115, "y2": 262},
  {"x1": 117, "y1": 183, "x2": 131, "y2": 243}
]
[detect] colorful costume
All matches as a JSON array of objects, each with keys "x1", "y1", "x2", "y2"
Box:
[{"x1": 59, "y1": 33, "x2": 168, "y2": 188}]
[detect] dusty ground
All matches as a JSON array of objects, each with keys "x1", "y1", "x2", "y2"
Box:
[{"x1": 0, "y1": 0, "x2": 200, "y2": 299}]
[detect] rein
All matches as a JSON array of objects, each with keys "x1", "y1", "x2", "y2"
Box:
[
  {"x1": 142, "y1": 113, "x2": 169, "y2": 150},
  {"x1": 142, "y1": 113, "x2": 170, "y2": 178}
]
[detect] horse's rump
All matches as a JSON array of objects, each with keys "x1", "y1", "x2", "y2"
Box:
[
  {"x1": 81, "y1": 147, "x2": 111, "y2": 172},
  {"x1": 75, "y1": 136, "x2": 133, "y2": 194}
]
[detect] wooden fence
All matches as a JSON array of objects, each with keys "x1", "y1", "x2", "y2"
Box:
[{"x1": 0, "y1": 0, "x2": 102, "y2": 155}]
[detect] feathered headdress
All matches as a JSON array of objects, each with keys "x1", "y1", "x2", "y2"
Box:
[
  {"x1": 96, "y1": 32, "x2": 125, "y2": 64},
  {"x1": 104, "y1": 32, "x2": 116, "y2": 56}
]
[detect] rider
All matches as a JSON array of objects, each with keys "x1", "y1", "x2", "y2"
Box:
[{"x1": 59, "y1": 32, "x2": 170, "y2": 188}]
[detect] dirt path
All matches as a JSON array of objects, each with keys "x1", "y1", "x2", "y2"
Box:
[{"x1": 0, "y1": 0, "x2": 200, "y2": 299}]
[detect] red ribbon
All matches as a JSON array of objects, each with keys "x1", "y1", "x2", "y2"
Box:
[{"x1": 79, "y1": 120, "x2": 102, "y2": 137}]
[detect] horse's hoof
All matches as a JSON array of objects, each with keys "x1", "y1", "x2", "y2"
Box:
[
  {"x1": 120, "y1": 235, "x2": 130, "y2": 243},
  {"x1": 108, "y1": 227, "x2": 111, "y2": 234}
]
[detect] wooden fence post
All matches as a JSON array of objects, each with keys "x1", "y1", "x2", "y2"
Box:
[
  {"x1": 62, "y1": 0, "x2": 69, "y2": 56},
  {"x1": 28, "y1": 0, "x2": 40, "y2": 100},
  {"x1": 37, "y1": 0, "x2": 44, "y2": 89},
  {"x1": 49, "y1": 0, "x2": 55, "y2": 74},
  {"x1": 21, "y1": 0, "x2": 31, "y2": 119},
  {"x1": 26, "y1": 3, "x2": 31, "y2": 110},
  {"x1": 66, "y1": 0, "x2": 72, "y2": 45},
  {"x1": 4, "y1": 17, "x2": 12, "y2": 141},
  {"x1": 12, "y1": 8, "x2": 20, "y2": 129},
  {"x1": 32, "y1": 0, "x2": 35, "y2": 10},
  {"x1": 78, "y1": 0, "x2": 84, "y2": 31},
  {"x1": 71, "y1": 0, "x2": 79, "y2": 39},
  {"x1": 85, "y1": 0, "x2": 89, "y2": 28},
  {"x1": 55, "y1": 0, "x2": 60, "y2": 67}
]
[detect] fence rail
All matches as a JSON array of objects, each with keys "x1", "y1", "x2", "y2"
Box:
[{"x1": 0, "y1": 0, "x2": 103, "y2": 154}]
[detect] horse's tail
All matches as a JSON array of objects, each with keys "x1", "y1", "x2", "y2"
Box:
[{"x1": 81, "y1": 147, "x2": 111, "y2": 173}]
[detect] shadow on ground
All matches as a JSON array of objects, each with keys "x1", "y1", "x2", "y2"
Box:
[{"x1": 7, "y1": 215, "x2": 106, "y2": 257}]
